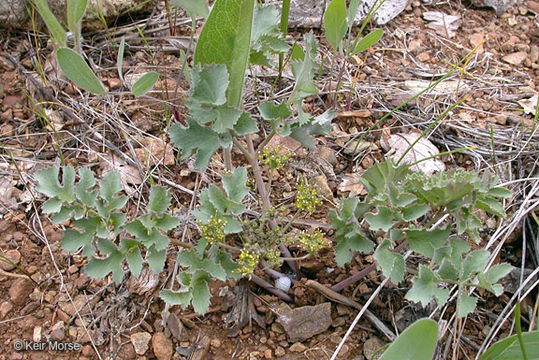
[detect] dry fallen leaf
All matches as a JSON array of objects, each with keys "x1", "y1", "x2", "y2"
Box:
[
  {"x1": 404, "y1": 80, "x2": 467, "y2": 94},
  {"x1": 266, "y1": 134, "x2": 302, "y2": 153},
  {"x1": 135, "y1": 135, "x2": 175, "y2": 166},
  {"x1": 103, "y1": 154, "x2": 143, "y2": 192},
  {"x1": 423, "y1": 11, "x2": 461, "y2": 38},
  {"x1": 43, "y1": 108, "x2": 64, "y2": 132},
  {"x1": 0, "y1": 178, "x2": 19, "y2": 214},
  {"x1": 380, "y1": 132, "x2": 446, "y2": 176},
  {"x1": 518, "y1": 93, "x2": 538, "y2": 115},
  {"x1": 338, "y1": 173, "x2": 367, "y2": 197}
]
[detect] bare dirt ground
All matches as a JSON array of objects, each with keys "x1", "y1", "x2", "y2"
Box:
[{"x1": 0, "y1": 1, "x2": 538, "y2": 359}]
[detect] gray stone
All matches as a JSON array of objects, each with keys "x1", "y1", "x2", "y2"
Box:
[
  {"x1": 9, "y1": 278, "x2": 33, "y2": 306},
  {"x1": 0, "y1": 0, "x2": 150, "y2": 30},
  {"x1": 283, "y1": 0, "x2": 409, "y2": 28},
  {"x1": 275, "y1": 302, "x2": 332, "y2": 343},
  {"x1": 363, "y1": 337, "x2": 386, "y2": 360},
  {"x1": 130, "y1": 331, "x2": 151, "y2": 355},
  {"x1": 467, "y1": 0, "x2": 516, "y2": 15}
]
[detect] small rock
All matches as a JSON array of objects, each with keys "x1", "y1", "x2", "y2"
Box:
[
  {"x1": 311, "y1": 174, "x2": 333, "y2": 201},
  {"x1": 76, "y1": 327, "x2": 93, "y2": 344},
  {"x1": 494, "y1": 115, "x2": 507, "y2": 125},
  {"x1": 33, "y1": 326, "x2": 42, "y2": 342},
  {"x1": 0, "y1": 249, "x2": 21, "y2": 271},
  {"x1": 9, "y1": 278, "x2": 33, "y2": 306},
  {"x1": 363, "y1": 337, "x2": 386, "y2": 360},
  {"x1": 343, "y1": 140, "x2": 372, "y2": 156},
  {"x1": 50, "y1": 321, "x2": 66, "y2": 341},
  {"x1": 106, "y1": 78, "x2": 122, "y2": 90},
  {"x1": 417, "y1": 51, "x2": 431, "y2": 62},
  {"x1": 336, "y1": 304, "x2": 350, "y2": 316},
  {"x1": 2, "y1": 95, "x2": 22, "y2": 109},
  {"x1": 275, "y1": 302, "x2": 332, "y2": 343},
  {"x1": 9, "y1": 353, "x2": 23, "y2": 360},
  {"x1": 130, "y1": 332, "x2": 151, "y2": 355},
  {"x1": 530, "y1": 45, "x2": 538, "y2": 66},
  {"x1": 332, "y1": 316, "x2": 347, "y2": 327},
  {"x1": 82, "y1": 345, "x2": 94, "y2": 357},
  {"x1": 289, "y1": 342, "x2": 306, "y2": 353},
  {"x1": 264, "y1": 349, "x2": 272, "y2": 359},
  {"x1": 210, "y1": 338, "x2": 221, "y2": 348},
  {"x1": 74, "y1": 273, "x2": 91, "y2": 289},
  {"x1": 0, "y1": 301, "x2": 13, "y2": 318},
  {"x1": 469, "y1": 33, "x2": 485, "y2": 53},
  {"x1": 275, "y1": 346, "x2": 286, "y2": 357},
  {"x1": 317, "y1": 147, "x2": 337, "y2": 166},
  {"x1": 408, "y1": 39, "x2": 422, "y2": 53},
  {"x1": 56, "y1": 308, "x2": 70, "y2": 322},
  {"x1": 59, "y1": 294, "x2": 93, "y2": 316},
  {"x1": 152, "y1": 332, "x2": 173, "y2": 360},
  {"x1": 167, "y1": 313, "x2": 188, "y2": 341},
  {"x1": 117, "y1": 343, "x2": 136, "y2": 359},
  {"x1": 502, "y1": 52, "x2": 528, "y2": 66},
  {"x1": 44, "y1": 291, "x2": 56, "y2": 304},
  {"x1": 67, "y1": 264, "x2": 79, "y2": 274}
]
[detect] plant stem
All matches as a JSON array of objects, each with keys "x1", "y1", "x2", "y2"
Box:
[
  {"x1": 243, "y1": 135, "x2": 297, "y2": 273},
  {"x1": 278, "y1": 0, "x2": 291, "y2": 75},
  {"x1": 331, "y1": 241, "x2": 408, "y2": 292},
  {"x1": 515, "y1": 302, "x2": 529, "y2": 360},
  {"x1": 224, "y1": 146, "x2": 233, "y2": 171},
  {"x1": 246, "y1": 135, "x2": 271, "y2": 210},
  {"x1": 256, "y1": 129, "x2": 276, "y2": 154},
  {"x1": 332, "y1": 55, "x2": 346, "y2": 106},
  {"x1": 251, "y1": 274, "x2": 292, "y2": 302}
]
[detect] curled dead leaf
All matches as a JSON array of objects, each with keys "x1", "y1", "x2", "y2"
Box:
[
  {"x1": 380, "y1": 132, "x2": 445, "y2": 176},
  {"x1": 338, "y1": 173, "x2": 367, "y2": 197}
]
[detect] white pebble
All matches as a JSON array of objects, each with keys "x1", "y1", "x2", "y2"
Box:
[{"x1": 275, "y1": 276, "x2": 292, "y2": 292}]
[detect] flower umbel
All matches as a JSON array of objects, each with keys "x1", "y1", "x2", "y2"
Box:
[
  {"x1": 235, "y1": 249, "x2": 260, "y2": 275},
  {"x1": 200, "y1": 217, "x2": 226, "y2": 244},
  {"x1": 258, "y1": 146, "x2": 291, "y2": 170},
  {"x1": 298, "y1": 230, "x2": 329, "y2": 254},
  {"x1": 295, "y1": 178, "x2": 322, "y2": 213}
]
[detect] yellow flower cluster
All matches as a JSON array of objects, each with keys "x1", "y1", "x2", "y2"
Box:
[
  {"x1": 298, "y1": 230, "x2": 329, "y2": 254},
  {"x1": 234, "y1": 250, "x2": 260, "y2": 275},
  {"x1": 200, "y1": 217, "x2": 226, "y2": 244},
  {"x1": 258, "y1": 146, "x2": 291, "y2": 170},
  {"x1": 295, "y1": 179, "x2": 322, "y2": 213}
]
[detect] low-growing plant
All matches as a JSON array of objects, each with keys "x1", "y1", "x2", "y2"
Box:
[
  {"x1": 34, "y1": 167, "x2": 179, "y2": 282},
  {"x1": 330, "y1": 161, "x2": 513, "y2": 318},
  {"x1": 32, "y1": 0, "x2": 514, "y2": 336},
  {"x1": 31, "y1": 0, "x2": 159, "y2": 97},
  {"x1": 377, "y1": 303, "x2": 537, "y2": 360}
]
